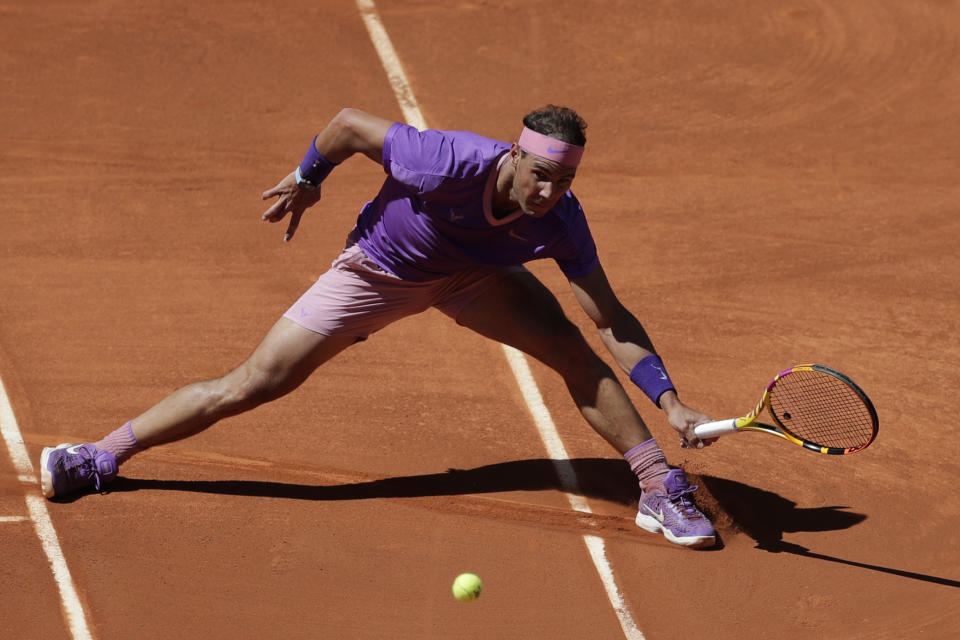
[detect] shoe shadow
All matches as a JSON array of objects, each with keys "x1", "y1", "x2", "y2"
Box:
[{"x1": 107, "y1": 457, "x2": 640, "y2": 505}]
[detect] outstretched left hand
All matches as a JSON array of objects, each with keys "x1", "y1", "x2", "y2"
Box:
[{"x1": 261, "y1": 171, "x2": 324, "y2": 242}]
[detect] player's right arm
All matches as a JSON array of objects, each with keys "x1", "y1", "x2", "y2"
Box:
[
  {"x1": 260, "y1": 109, "x2": 395, "y2": 241},
  {"x1": 569, "y1": 262, "x2": 713, "y2": 448}
]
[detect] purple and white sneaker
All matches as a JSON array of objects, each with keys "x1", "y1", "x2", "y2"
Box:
[
  {"x1": 635, "y1": 469, "x2": 716, "y2": 548},
  {"x1": 40, "y1": 443, "x2": 118, "y2": 498}
]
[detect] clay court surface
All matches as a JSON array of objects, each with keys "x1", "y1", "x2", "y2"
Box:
[{"x1": 2, "y1": 1, "x2": 958, "y2": 638}]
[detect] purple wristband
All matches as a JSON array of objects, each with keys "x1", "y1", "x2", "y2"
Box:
[
  {"x1": 297, "y1": 135, "x2": 338, "y2": 187},
  {"x1": 629, "y1": 354, "x2": 676, "y2": 407}
]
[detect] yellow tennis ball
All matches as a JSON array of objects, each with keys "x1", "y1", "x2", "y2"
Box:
[{"x1": 452, "y1": 572, "x2": 482, "y2": 602}]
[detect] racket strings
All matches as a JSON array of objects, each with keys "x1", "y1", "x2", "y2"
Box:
[{"x1": 769, "y1": 369, "x2": 875, "y2": 449}]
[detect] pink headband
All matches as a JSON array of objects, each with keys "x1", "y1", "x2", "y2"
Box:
[{"x1": 517, "y1": 127, "x2": 584, "y2": 168}]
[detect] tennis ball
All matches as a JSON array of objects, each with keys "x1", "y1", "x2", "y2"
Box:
[{"x1": 452, "y1": 572, "x2": 482, "y2": 602}]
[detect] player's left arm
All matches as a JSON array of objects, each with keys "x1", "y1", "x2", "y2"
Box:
[
  {"x1": 568, "y1": 263, "x2": 713, "y2": 447},
  {"x1": 261, "y1": 108, "x2": 395, "y2": 242}
]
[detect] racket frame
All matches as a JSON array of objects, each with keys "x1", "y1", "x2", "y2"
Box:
[{"x1": 693, "y1": 364, "x2": 878, "y2": 455}]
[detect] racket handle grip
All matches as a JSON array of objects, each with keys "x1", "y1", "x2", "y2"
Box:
[{"x1": 694, "y1": 419, "x2": 739, "y2": 439}]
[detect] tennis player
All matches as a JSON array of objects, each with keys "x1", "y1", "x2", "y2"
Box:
[{"x1": 40, "y1": 106, "x2": 716, "y2": 547}]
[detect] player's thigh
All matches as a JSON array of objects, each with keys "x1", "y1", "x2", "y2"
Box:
[
  {"x1": 228, "y1": 317, "x2": 359, "y2": 402},
  {"x1": 453, "y1": 271, "x2": 593, "y2": 371}
]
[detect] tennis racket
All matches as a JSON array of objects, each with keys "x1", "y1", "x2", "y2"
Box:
[{"x1": 693, "y1": 364, "x2": 878, "y2": 454}]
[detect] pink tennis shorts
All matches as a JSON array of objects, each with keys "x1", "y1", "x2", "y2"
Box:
[{"x1": 283, "y1": 244, "x2": 525, "y2": 338}]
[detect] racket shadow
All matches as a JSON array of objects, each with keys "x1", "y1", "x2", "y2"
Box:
[
  {"x1": 699, "y1": 476, "x2": 960, "y2": 589},
  {"x1": 759, "y1": 540, "x2": 960, "y2": 589}
]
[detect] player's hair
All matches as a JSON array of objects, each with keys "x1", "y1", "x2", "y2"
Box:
[{"x1": 522, "y1": 105, "x2": 587, "y2": 146}]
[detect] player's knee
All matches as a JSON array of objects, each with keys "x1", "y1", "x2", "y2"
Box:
[
  {"x1": 540, "y1": 324, "x2": 599, "y2": 375},
  {"x1": 219, "y1": 364, "x2": 285, "y2": 411}
]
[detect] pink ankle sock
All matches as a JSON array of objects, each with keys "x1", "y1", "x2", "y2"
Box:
[
  {"x1": 94, "y1": 421, "x2": 143, "y2": 465},
  {"x1": 624, "y1": 438, "x2": 670, "y2": 492}
]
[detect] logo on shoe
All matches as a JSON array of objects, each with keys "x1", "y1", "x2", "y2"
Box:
[
  {"x1": 643, "y1": 503, "x2": 666, "y2": 523},
  {"x1": 66, "y1": 445, "x2": 84, "y2": 455}
]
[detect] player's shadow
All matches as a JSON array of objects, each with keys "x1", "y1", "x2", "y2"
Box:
[
  {"x1": 100, "y1": 460, "x2": 960, "y2": 586},
  {"x1": 95, "y1": 461, "x2": 959, "y2": 587},
  {"x1": 106, "y1": 457, "x2": 640, "y2": 504},
  {"x1": 93, "y1": 458, "x2": 875, "y2": 546},
  {"x1": 106, "y1": 460, "x2": 867, "y2": 532},
  {"x1": 106, "y1": 457, "x2": 861, "y2": 547}
]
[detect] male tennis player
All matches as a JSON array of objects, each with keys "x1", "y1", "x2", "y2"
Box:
[{"x1": 39, "y1": 106, "x2": 716, "y2": 547}]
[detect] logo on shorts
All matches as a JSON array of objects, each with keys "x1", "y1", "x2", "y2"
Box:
[{"x1": 300, "y1": 307, "x2": 312, "y2": 317}]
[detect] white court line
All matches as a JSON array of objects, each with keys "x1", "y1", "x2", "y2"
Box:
[
  {"x1": 355, "y1": 3, "x2": 644, "y2": 637},
  {"x1": 356, "y1": 0, "x2": 427, "y2": 132},
  {"x1": 1, "y1": 515, "x2": 30, "y2": 522},
  {"x1": 0, "y1": 376, "x2": 94, "y2": 640},
  {"x1": 502, "y1": 347, "x2": 645, "y2": 640}
]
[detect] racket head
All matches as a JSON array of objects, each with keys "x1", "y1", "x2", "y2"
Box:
[{"x1": 763, "y1": 364, "x2": 879, "y2": 454}]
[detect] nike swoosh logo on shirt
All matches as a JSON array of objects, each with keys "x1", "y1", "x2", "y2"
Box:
[{"x1": 508, "y1": 229, "x2": 526, "y2": 241}]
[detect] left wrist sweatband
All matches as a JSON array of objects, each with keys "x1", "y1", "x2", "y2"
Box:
[
  {"x1": 629, "y1": 354, "x2": 676, "y2": 408},
  {"x1": 296, "y1": 135, "x2": 338, "y2": 190}
]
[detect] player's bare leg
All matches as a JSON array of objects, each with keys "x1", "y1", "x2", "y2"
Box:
[
  {"x1": 40, "y1": 317, "x2": 358, "y2": 498},
  {"x1": 130, "y1": 317, "x2": 358, "y2": 447},
  {"x1": 454, "y1": 271, "x2": 716, "y2": 547},
  {"x1": 454, "y1": 271, "x2": 651, "y2": 454}
]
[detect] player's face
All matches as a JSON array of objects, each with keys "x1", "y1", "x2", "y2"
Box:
[{"x1": 510, "y1": 148, "x2": 576, "y2": 218}]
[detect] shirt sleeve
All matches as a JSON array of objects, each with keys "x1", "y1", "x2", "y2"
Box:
[
  {"x1": 381, "y1": 123, "x2": 456, "y2": 194},
  {"x1": 553, "y1": 195, "x2": 600, "y2": 280}
]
